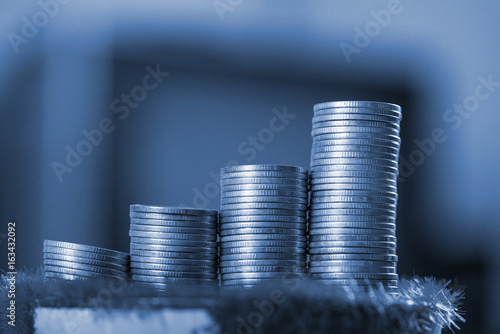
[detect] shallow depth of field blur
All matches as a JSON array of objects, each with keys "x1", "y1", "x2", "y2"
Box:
[{"x1": 1, "y1": 1, "x2": 499, "y2": 332}]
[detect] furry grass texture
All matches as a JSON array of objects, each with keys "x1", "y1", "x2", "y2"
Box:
[{"x1": 0, "y1": 268, "x2": 464, "y2": 334}]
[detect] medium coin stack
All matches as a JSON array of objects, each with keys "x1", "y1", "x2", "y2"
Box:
[
  {"x1": 129, "y1": 204, "x2": 218, "y2": 289},
  {"x1": 219, "y1": 165, "x2": 308, "y2": 288},
  {"x1": 43, "y1": 240, "x2": 130, "y2": 281},
  {"x1": 308, "y1": 101, "x2": 401, "y2": 292}
]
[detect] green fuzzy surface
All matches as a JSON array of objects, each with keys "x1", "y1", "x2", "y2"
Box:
[{"x1": 0, "y1": 268, "x2": 464, "y2": 334}]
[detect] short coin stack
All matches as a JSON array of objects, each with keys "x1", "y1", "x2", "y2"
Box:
[
  {"x1": 219, "y1": 165, "x2": 308, "y2": 288},
  {"x1": 43, "y1": 240, "x2": 130, "y2": 281},
  {"x1": 129, "y1": 204, "x2": 218, "y2": 289},
  {"x1": 308, "y1": 101, "x2": 401, "y2": 292}
]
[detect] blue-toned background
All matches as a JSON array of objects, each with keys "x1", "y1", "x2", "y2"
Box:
[{"x1": 1, "y1": 1, "x2": 499, "y2": 332}]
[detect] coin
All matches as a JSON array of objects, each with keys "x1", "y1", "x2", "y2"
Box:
[
  {"x1": 130, "y1": 269, "x2": 217, "y2": 279},
  {"x1": 221, "y1": 196, "x2": 308, "y2": 205},
  {"x1": 222, "y1": 190, "x2": 308, "y2": 199},
  {"x1": 44, "y1": 272, "x2": 92, "y2": 281},
  {"x1": 313, "y1": 101, "x2": 401, "y2": 112},
  {"x1": 43, "y1": 254, "x2": 129, "y2": 272},
  {"x1": 44, "y1": 266, "x2": 128, "y2": 279},
  {"x1": 308, "y1": 215, "x2": 396, "y2": 223},
  {"x1": 221, "y1": 240, "x2": 307, "y2": 249},
  {"x1": 221, "y1": 177, "x2": 308, "y2": 186},
  {"x1": 309, "y1": 208, "x2": 396, "y2": 216},
  {"x1": 130, "y1": 256, "x2": 216, "y2": 266},
  {"x1": 130, "y1": 218, "x2": 217, "y2": 228},
  {"x1": 311, "y1": 164, "x2": 398, "y2": 174},
  {"x1": 312, "y1": 138, "x2": 401, "y2": 149},
  {"x1": 130, "y1": 243, "x2": 218, "y2": 253},
  {"x1": 128, "y1": 230, "x2": 216, "y2": 241},
  {"x1": 311, "y1": 120, "x2": 400, "y2": 130},
  {"x1": 130, "y1": 205, "x2": 218, "y2": 216},
  {"x1": 312, "y1": 132, "x2": 401, "y2": 143},
  {"x1": 308, "y1": 247, "x2": 397, "y2": 255},
  {"x1": 313, "y1": 113, "x2": 400, "y2": 123},
  {"x1": 311, "y1": 152, "x2": 397, "y2": 162},
  {"x1": 310, "y1": 190, "x2": 398, "y2": 198},
  {"x1": 221, "y1": 171, "x2": 308, "y2": 180},
  {"x1": 310, "y1": 196, "x2": 397, "y2": 205},
  {"x1": 44, "y1": 261, "x2": 129, "y2": 277},
  {"x1": 309, "y1": 222, "x2": 396, "y2": 230},
  {"x1": 130, "y1": 262, "x2": 215, "y2": 272},
  {"x1": 219, "y1": 260, "x2": 305, "y2": 268},
  {"x1": 220, "y1": 227, "x2": 305, "y2": 236},
  {"x1": 221, "y1": 184, "x2": 307, "y2": 192},
  {"x1": 309, "y1": 235, "x2": 396, "y2": 243},
  {"x1": 130, "y1": 224, "x2": 216, "y2": 235},
  {"x1": 311, "y1": 144, "x2": 399, "y2": 154},
  {"x1": 310, "y1": 254, "x2": 397, "y2": 262},
  {"x1": 309, "y1": 273, "x2": 398, "y2": 280},
  {"x1": 220, "y1": 234, "x2": 306, "y2": 243},
  {"x1": 220, "y1": 253, "x2": 306, "y2": 261},
  {"x1": 43, "y1": 246, "x2": 130, "y2": 265},
  {"x1": 220, "y1": 215, "x2": 306, "y2": 223},
  {"x1": 44, "y1": 240, "x2": 129, "y2": 259},
  {"x1": 311, "y1": 157, "x2": 398, "y2": 168},
  {"x1": 310, "y1": 176, "x2": 397, "y2": 186},
  {"x1": 220, "y1": 222, "x2": 306, "y2": 231},
  {"x1": 131, "y1": 274, "x2": 217, "y2": 284},
  {"x1": 221, "y1": 272, "x2": 300, "y2": 280},
  {"x1": 130, "y1": 212, "x2": 218, "y2": 221},
  {"x1": 309, "y1": 260, "x2": 396, "y2": 267},
  {"x1": 130, "y1": 237, "x2": 217, "y2": 248},
  {"x1": 221, "y1": 246, "x2": 306, "y2": 255},
  {"x1": 312, "y1": 126, "x2": 399, "y2": 137},
  {"x1": 308, "y1": 241, "x2": 396, "y2": 249},
  {"x1": 220, "y1": 266, "x2": 306, "y2": 274},
  {"x1": 220, "y1": 209, "x2": 306, "y2": 218},
  {"x1": 309, "y1": 266, "x2": 396, "y2": 274},
  {"x1": 220, "y1": 202, "x2": 307, "y2": 211},
  {"x1": 309, "y1": 203, "x2": 396, "y2": 211},
  {"x1": 129, "y1": 249, "x2": 218, "y2": 260},
  {"x1": 308, "y1": 228, "x2": 395, "y2": 236},
  {"x1": 222, "y1": 165, "x2": 308, "y2": 174}
]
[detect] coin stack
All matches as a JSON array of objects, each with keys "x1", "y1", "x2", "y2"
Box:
[
  {"x1": 308, "y1": 101, "x2": 401, "y2": 292},
  {"x1": 129, "y1": 205, "x2": 219, "y2": 289},
  {"x1": 219, "y1": 165, "x2": 308, "y2": 288},
  {"x1": 43, "y1": 240, "x2": 130, "y2": 281}
]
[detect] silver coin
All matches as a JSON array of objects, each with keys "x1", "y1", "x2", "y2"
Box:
[
  {"x1": 309, "y1": 266, "x2": 396, "y2": 274},
  {"x1": 220, "y1": 253, "x2": 306, "y2": 262},
  {"x1": 43, "y1": 246, "x2": 130, "y2": 265},
  {"x1": 130, "y1": 224, "x2": 216, "y2": 235},
  {"x1": 221, "y1": 246, "x2": 306, "y2": 255},
  {"x1": 43, "y1": 254, "x2": 129, "y2": 272},
  {"x1": 312, "y1": 113, "x2": 400, "y2": 123},
  {"x1": 308, "y1": 247, "x2": 397, "y2": 255},
  {"x1": 311, "y1": 254, "x2": 397, "y2": 262},
  {"x1": 312, "y1": 132, "x2": 400, "y2": 143},
  {"x1": 311, "y1": 164, "x2": 398, "y2": 174},
  {"x1": 44, "y1": 240, "x2": 128, "y2": 259},
  {"x1": 309, "y1": 203, "x2": 396, "y2": 211},
  {"x1": 44, "y1": 272, "x2": 93, "y2": 281},
  {"x1": 309, "y1": 215, "x2": 395, "y2": 223},
  {"x1": 313, "y1": 101, "x2": 401, "y2": 111},
  {"x1": 310, "y1": 235, "x2": 396, "y2": 243},
  {"x1": 308, "y1": 241, "x2": 396, "y2": 249},
  {"x1": 220, "y1": 266, "x2": 305, "y2": 274},
  {"x1": 309, "y1": 221, "x2": 396, "y2": 230},
  {"x1": 44, "y1": 265, "x2": 129, "y2": 279},
  {"x1": 310, "y1": 176, "x2": 397, "y2": 186},
  {"x1": 221, "y1": 171, "x2": 308, "y2": 180},
  {"x1": 221, "y1": 234, "x2": 306, "y2": 243},
  {"x1": 312, "y1": 139, "x2": 401, "y2": 150},
  {"x1": 130, "y1": 262, "x2": 215, "y2": 272},
  {"x1": 221, "y1": 202, "x2": 307, "y2": 211},
  {"x1": 130, "y1": 243, "x2": 218, "y2": 253},
  {"x1": 311, "y1": 152, "x2": 397, "y2": 162},
  {"x1": 310, "y1": 260, "x2": 396, "y2": 267},
  {"x1": 222, "y1": 189, "x2": 308, "y2": 199},
  {"x1": 312, "y1": 120, "x2": 399, "y2": 130},
  {"x1": 130, "y1": 205, "x2": 217, "y2": 216},
  {"x1": 221, "y1": 177, "x2": 307, "y2": 186},
  {"x1": 311, "y1": 144, "x2": 399, "y2": 155},
  {"x1": 310, "y1": 184, "x2": 397, "y2": 193},
  {"x1": 219, "y1": 260, "x2": 305, "y2": 267},
  {"x1": 220, "y1": 209, "x2": 306, "y2": 218},
  {"x1": 221, "y1": 272, "x2": 303, "y2": 280},
  {"x1": 130, "y1": 218, "x2": 217, "y2": 228},
  {"x1": 309, "y1": 228, "x2": 395, "y2": 236},
  {"x1": 131, "y1": 274, "x2": 217, "y2": 284},
  {"x1": 221, "y1": 184, "x2": 307, "y2": 192},
  {"x1": 130, "y1": 237, "x2": 217, "y2": 248},
  {"x1": 309, "y1": 208, "x2": 396, "y2": 216},
  {"x1": 220, "y1": 222, "x2": 306, "y2": 231},
  {"x1": 130, "y1": 255, "x2": 216, "y2": 266},
  {"x1": 128, "y1": 230, "x2": 216, "y2": 241},
  {"x1": 313, "y1": 107, "x2": 401, "y2": 119},
  {"x1": 129, "y1": 249, "x2": 217, "y2": 260},
  {"x1": 133, "y1": 282, "x2": 217, "y2": 289},
  {"x1": 44, "y1": 260, "x2": 129, "y2": 276},
  {"x1": 222, "y1": 165, "x2": 308, "y2": 174},
  {"x1": 310, "y1": 196, "x2": 397, "y2": 205},
  {"x1": 311, "y1": 126, "x2": 399, "y2": 137},
  {"x1": 309, "y1": 272, "x2": 398, "y2": 280},
  {"x1": 220, "y1": 227, "x2": 305, "y2": 236},
  {"x1": 130, "y1": 269, "x2": 217, "y2": 279},
  {"x1": 130, "y1": 212, "x2": 218, "y2": 222},
  {"x1": 221, "y1": 278, "x2": 274, "y2": 286},
  {"x1": 311, "y1": 157, "x2": 398, "y2": 167},
  {"x1": 220, "y1": 215, "x2": 306, "y2": 223},
  {"x1": 310, "y1": 189, "x2": 398, "y2": 198},
  {"x1": 221, "y1": 196, "x2": 308, "y2": 205},
  {"x1": 221, "y1": 240, "x2": 306, "y2": 248}
]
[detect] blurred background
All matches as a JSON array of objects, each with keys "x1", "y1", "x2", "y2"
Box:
[{"x1": 1, "y1": 0, "x2": 499, "y2": 332}]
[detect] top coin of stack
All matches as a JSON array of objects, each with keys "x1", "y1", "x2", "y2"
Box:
[
  {"x1": 43, "y1": 240, "x2": 130, "y2": 281},
  {"x1": 129, "y1": 204, "x2": 219, "y2": 290},
  {"x1": 219, "y1": 165, "x2": 308, "y2": 288},
  {"x1": 308, "y1": 101, "x2": 402, "y2": 292}
]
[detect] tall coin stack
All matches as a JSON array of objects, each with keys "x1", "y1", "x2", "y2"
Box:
[
  {"x1": 43, "y1": 240, "x2": 130, "y2": 281},
  {"x1": 129, "y1": 205, "x2": 219, "y2": 289},
  {"x1": 308, "y1": 101, "x2": 401, "y2": 292},
  {"x1": 219, "y1": 165, "x2": 308, "y2": 288}
]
